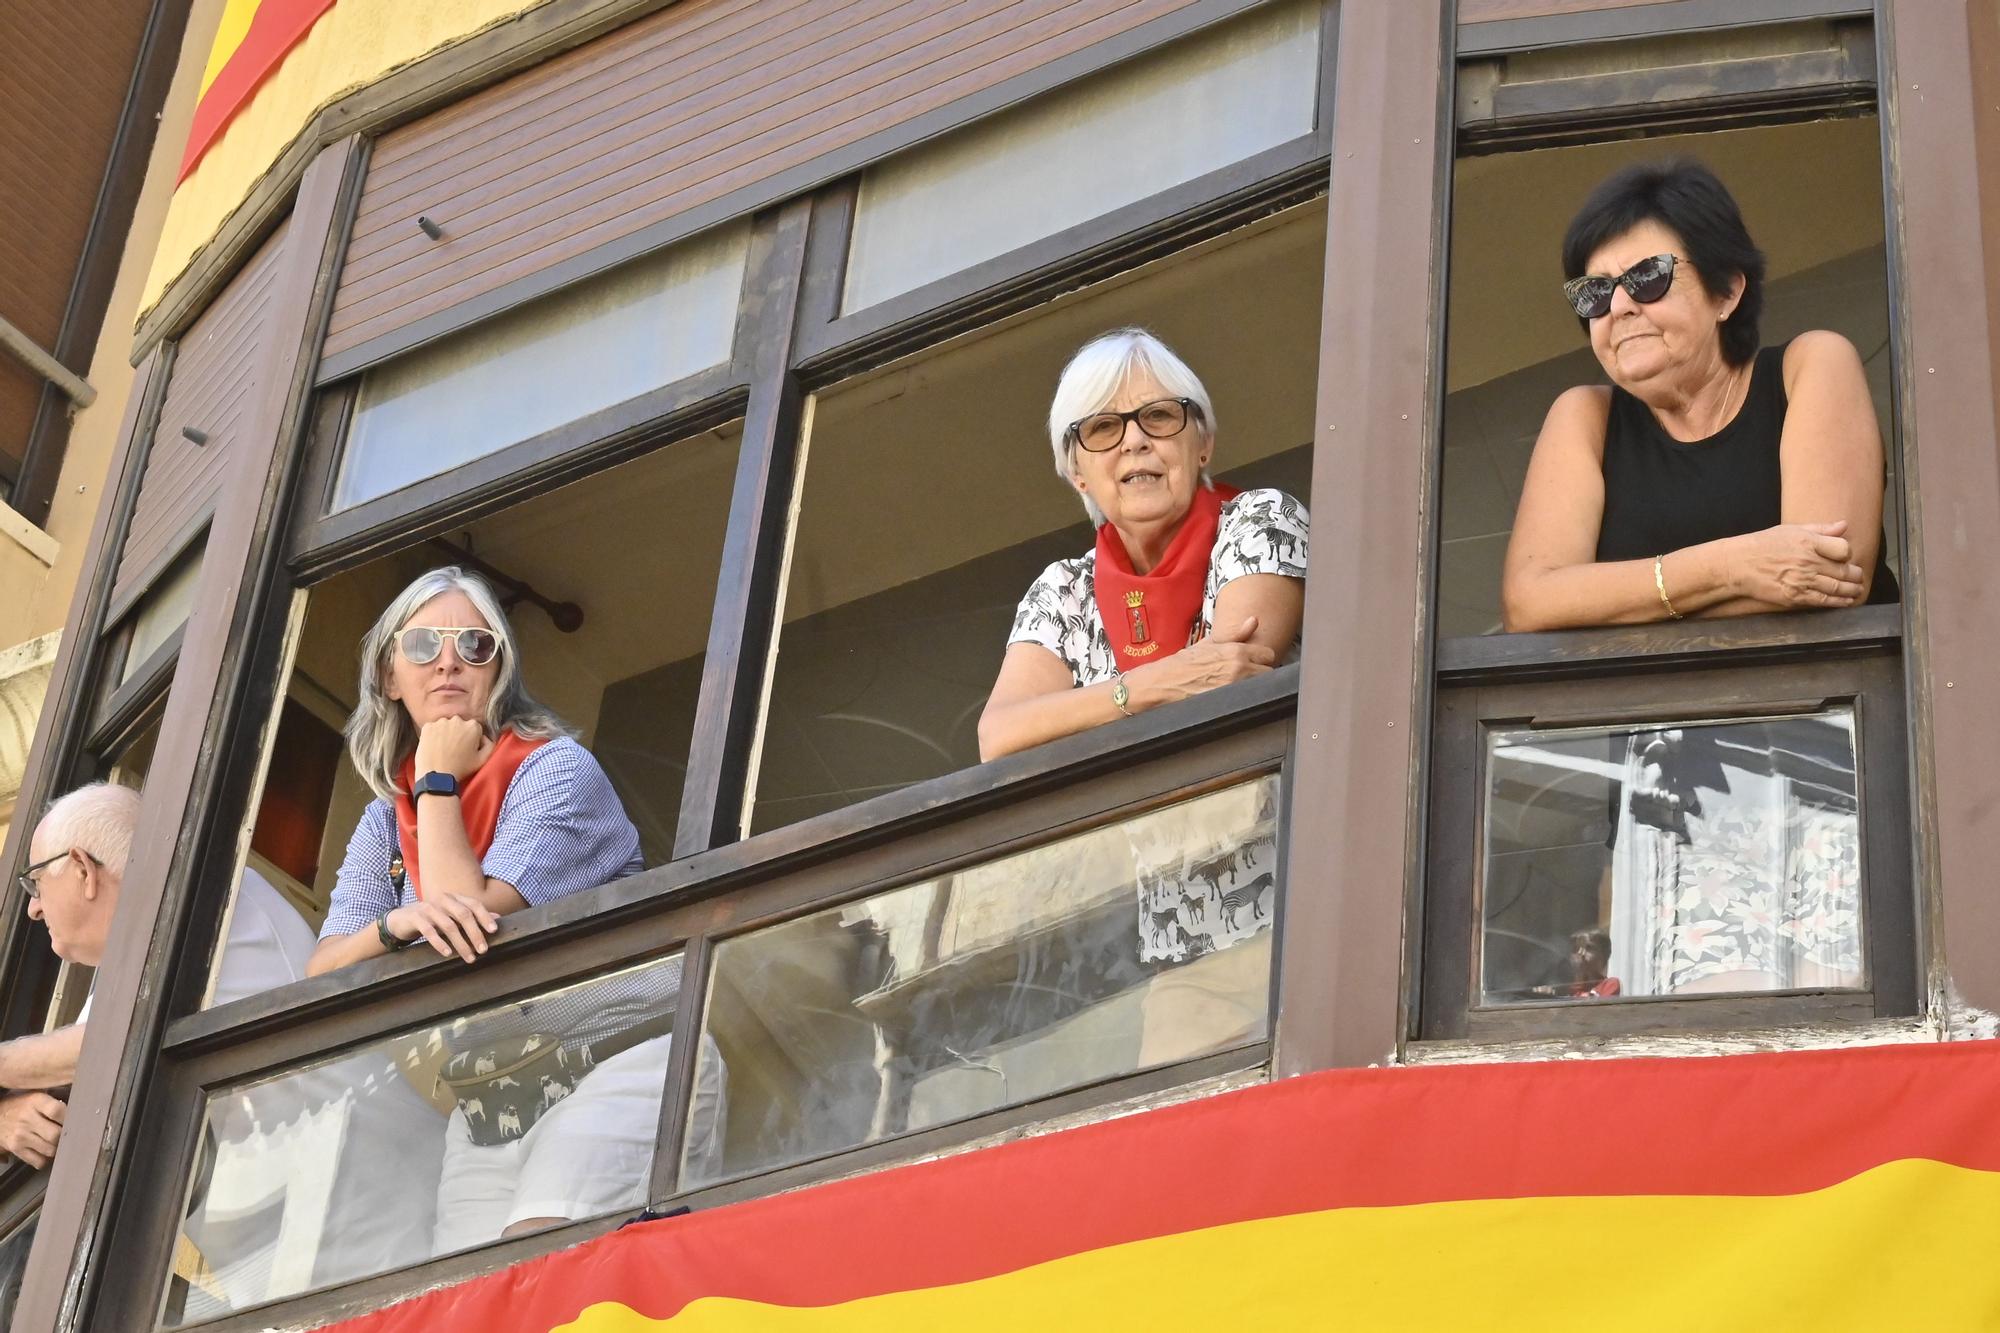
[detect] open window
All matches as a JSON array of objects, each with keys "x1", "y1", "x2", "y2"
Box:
[
  {"x1": 748, "y1": 201, "x2": 1322, "y2": 834},
  {"x1": 199, "y1": 421, "x2": 742, "y2": 1007},
  {"x1": 1419, "y1": 19, "x2": 1913, "y2": 1042}
]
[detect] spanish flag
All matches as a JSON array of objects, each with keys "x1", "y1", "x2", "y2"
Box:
[
  {"x1": 323, "y1": 1041, "x2": 2000, "y2": 1330},
  {"x1": 179, "y1": 0, "x2": 338, "y2": 183}
]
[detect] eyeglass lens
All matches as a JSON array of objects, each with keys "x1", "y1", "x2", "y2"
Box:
[
  {"x1": 399, "y1": 627, "x2": 499, "y2": 666},
  {"x1": 1074, "y1": 399, "x2": 1191, "y2": 452},
  {"x1": 1564, "y1": 254, "x2": 1676, "y2": 319}
]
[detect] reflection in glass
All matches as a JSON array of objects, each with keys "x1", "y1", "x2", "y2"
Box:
[
  {"x1": 161, "y1": 954, "x2": 716, "y2": 1324},
  {"x1": 685, "y1": 776, "x2": 1279, "y2": 1189},
  {"x1": 121, "y1": 540, "x2": 204, "y2": 685},
  {"x1": 334, "y1": 222, "x2": 747, "y2": 510},
  {"x1": 1481, "y1": 711, "x2": 1864, "y2": 1005},
  {"x1": 841, "y1": 0, "x2": 1319, "y2": 311},
  {"x1": 0, "y1": 1214, "x2": 34, "y2": 1325}
]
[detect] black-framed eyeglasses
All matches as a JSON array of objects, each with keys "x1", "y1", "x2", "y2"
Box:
[
  {"x1": 17, "y1": 849, "x2": 93, "y2": 900},
  {"x1": 1065, "y1": 397, "x2": 1200, "y2": 453},
  {"x1": 1562, "y1": 253, "x2": 1682, "y2": 319},
  {"x1": 397, "y1": 626, "x2": 502, "y2": 667}
]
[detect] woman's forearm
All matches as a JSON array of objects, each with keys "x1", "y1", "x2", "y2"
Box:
[
  {"x1": 1503, "y1": 540, "x2": 1744, "y2": 631},
  {"x1": 978, "y1": 680, "x2": 1131, "y2": 760},
  {"x1": 416, "y1": 794, "x2": 489, "y2": 900},
  {"x1": 306, "y1": 929, "x2": 391, "y2": 976}
]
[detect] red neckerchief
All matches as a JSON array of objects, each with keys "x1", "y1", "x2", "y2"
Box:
[
  {"x1": 394, "y1": 729, "x2": 545, "y2": 899},
  {"x1": 1093, "y1": 483, "x2": 1241, "y2": 665}
]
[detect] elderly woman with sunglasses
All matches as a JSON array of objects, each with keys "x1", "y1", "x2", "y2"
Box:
[
  {"x1": 980, "y1": 327, "x2": 1309, "y2": 761},
  {"x1": 1501, "y1": 159, "x2": 1896, "y2": 632},
  {"x1": 307, "y1": 566, "x2": 641, "y2": 975}
]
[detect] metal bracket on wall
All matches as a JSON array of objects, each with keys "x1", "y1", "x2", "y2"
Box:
[{"x1": 0, "y1": 313, "x2": 96, "y2": 410}]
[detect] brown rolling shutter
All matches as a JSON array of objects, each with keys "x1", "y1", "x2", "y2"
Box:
[
  {"x1": 322, "y1": 0, "x2": 1208, "y2": 375},
  {"x1": 108, "y1": 220, "x2": 289, "y2": 612}
]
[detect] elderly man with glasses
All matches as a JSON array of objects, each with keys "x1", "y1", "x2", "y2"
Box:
[{"x1": 0, "y1": 783, "x2": 317, "y2": 1168}]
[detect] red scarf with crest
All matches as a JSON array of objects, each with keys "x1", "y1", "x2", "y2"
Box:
[
  {"x1": 394, "y1": 729, "x2": 545, "y2": 898},
  {"x1": 1093, "y1": 482, "x2": 1240, "y2": 665}
]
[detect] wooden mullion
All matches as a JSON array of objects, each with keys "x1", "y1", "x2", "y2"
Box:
[
  {"x1": 1276, "y1": 0, "x2": 1455, "y2": 1077},
  {"x1": 0, "y1": 344, "x2": 170, "y2": 1041},
  {"x1": 647, "y1": 932, "x2": 715, "y2": 1206},
  {"x1": 675, "y1": 198, "x2": 815, "y2": 857},
  {"x1": 1876, "y1": 0, "x2": 2000, "y2": 1021},
  {"x1": 12, "y1": 137, "x2": 370, "y2": 1333}
]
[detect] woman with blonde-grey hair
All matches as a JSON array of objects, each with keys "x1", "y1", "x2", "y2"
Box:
[
  {"x1": 978, "y1": 327, "x2": 1309, "y2": 760},
  {"x1": 307, "y1": 565, "x2": 636, "y2": 976},
  {"x1": 306, "y1": 566, "x2": 721, "y2": 1254}
]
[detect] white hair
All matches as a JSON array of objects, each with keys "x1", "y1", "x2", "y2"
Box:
[
  {"x1": 345, "y1": 567, "x2": 569, "y2": 802},
  {"x1": 1046, "y1": 327, "x2": 1217, "y2": 526},
  {"x1": 39, "y1": 783, "x2": 142, "y2": 876}
]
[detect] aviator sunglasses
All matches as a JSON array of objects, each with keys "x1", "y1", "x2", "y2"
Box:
[
  {"x1": 1562, "y1": 253, "x2": 1682, "y2": 320},
  {"x1": 397, "y1": 626, "x2": 502, "y2": 667}
]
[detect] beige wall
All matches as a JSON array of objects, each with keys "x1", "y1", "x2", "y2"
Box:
[{"x1": 0, "y1": 0, "x2": 225, "y2": 652}]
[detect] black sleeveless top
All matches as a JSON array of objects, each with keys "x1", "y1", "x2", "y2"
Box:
[{"x1": 1594, "y1": 340, "x2": 1898, "y2": 604}]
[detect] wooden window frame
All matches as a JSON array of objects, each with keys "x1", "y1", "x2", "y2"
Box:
[
  {"x1": 15, "y1": 2, "x2": 1998, "y2": 1329},
  {"x1": 93, "y1": 702, "x2": 1291, "y2": 1330},
  {"x1": 1419, "y1": 624, "x2": 1913, "y2": 1042},
  {"x1": 1408, "y1": 8, "x2": 1944, "y2": 1054}
]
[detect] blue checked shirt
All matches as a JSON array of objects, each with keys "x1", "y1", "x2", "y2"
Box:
[{"x1": 321, "y1": 736, "x2": 645, "y2": 942}]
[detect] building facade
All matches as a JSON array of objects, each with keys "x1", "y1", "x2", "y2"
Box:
[{"x1": 3, "y1": 0, "x2": 1999, "y2": 1327}]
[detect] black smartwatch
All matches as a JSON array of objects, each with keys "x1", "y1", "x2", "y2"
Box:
[{"x1": 412, "y1": 771, "x2": 460, "y2": 802}]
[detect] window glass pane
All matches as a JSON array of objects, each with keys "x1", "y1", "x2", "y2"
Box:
[
  {"x1": 753, "y1": 204, "x2": 1321, "y2": 834},
  {"x1": 1439, "y1": 117, "x2": 1895, "y2": 636},
  {"x1": 1480, "y1": 710, "x2": 1863, "y2": 1004},
  {"x1": 161, "y1": 953, "x2": 698, "y2": 1323},
  {"x1": 333, "y1": 223, "x2": 748, "y2": 510},
  {"x1": 0, "y1": 1213, "x2": 35, "y2": 1325},
  {"x1": 120, "y1": 540, "x2": 204, "y2": 685},
  {"x1": 841, "y1": 0, "x2": 1319, "y2": 313},
  {"x1": 684, "y1": 775, "x2": 1278, "y2": 1189}
]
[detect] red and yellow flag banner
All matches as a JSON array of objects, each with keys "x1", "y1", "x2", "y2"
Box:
[
  {"x1": 322, "y1": 1041, "x2": 2000, "y2": 1331},
  {"x1": 179, "y1": 0, "x2": 338, "y2": 183}
]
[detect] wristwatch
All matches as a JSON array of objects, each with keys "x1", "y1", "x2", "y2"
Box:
[
  {"x1": 412, "y1": 770, "x2": 460, "y2": 802},
  {"x1": 377, "y1": 912, "x2": 415, "y2": 950},
  {"x1": 1110, "y1": 672, "x2": 1133, "y2": 718}
]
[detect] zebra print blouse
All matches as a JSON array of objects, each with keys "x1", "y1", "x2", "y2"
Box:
[{"x1": 1007, "y1": 488, "x2": 1310, "y2": 687}]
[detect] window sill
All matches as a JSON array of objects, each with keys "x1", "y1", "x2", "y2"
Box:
[
  {"x1": 165, "y1": 665, "x2": 1299, "y2": 1054},
  {"x1": 1436, "y1": 602, "x2": 1901, "y2": 684},
  {"x1": 1404, "y1": 1011, "x2": 1934, "y2": 1065}
]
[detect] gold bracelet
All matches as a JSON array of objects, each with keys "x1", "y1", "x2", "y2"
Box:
[{"x1": 1654, "y1": 553, "x2": 1683, "y2": 620}]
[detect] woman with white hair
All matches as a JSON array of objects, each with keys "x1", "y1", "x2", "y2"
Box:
[{"x1": 979, "y1": 328, "x2": 1309, "y2": 760}]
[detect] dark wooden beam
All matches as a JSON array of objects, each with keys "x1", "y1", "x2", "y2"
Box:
[
  {"x1": 674, "y1": 199, "x2": 815, "y2": 857},
  {"x1": 1875, "y1": 0, "x2": 2000, "y2": 1020},
  {"x1": 11, "y1": 136, "x2": 367, "y2": 1333},
  {"x1": 1277, "y1": 0, "x2": 1454, "y2": 1075}
]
